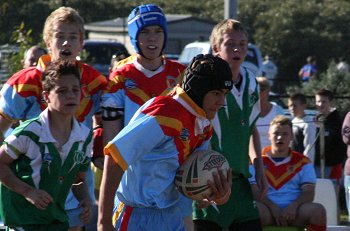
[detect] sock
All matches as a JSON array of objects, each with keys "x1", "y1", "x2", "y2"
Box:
[{"x1": 307, "y1": 223, "x2": 326, "y2": 231}]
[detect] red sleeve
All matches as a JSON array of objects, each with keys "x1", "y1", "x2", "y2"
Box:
[{"x1": 92, "y1": 127, "x2": 104, "y2": 158}]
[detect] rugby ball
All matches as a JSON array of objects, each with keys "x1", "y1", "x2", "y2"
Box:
[{"x1": 175, "y1": 149, "x2": 230, "y2": 201}]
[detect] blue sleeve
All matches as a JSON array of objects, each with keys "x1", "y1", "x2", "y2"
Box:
[
  {"x1": 111, "y1": 113, "x2": 167, "y2": 165},
  {"x1": 300, "y1": 163, "x2": 317, "y2": 185},
  {"x1": 0, "y1": 84, "x2": 41, "y2": 120}
]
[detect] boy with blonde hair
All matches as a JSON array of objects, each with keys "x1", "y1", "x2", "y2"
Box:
[
  {"x1": 255, "y1": 115, "x2": 326, "y2": 230},
  {"x1": 193, "y1": 19, "x2": 268, "y2": 231},
  {"x1": 0, "y1": 7, "x2": 107, "y2": 231}
]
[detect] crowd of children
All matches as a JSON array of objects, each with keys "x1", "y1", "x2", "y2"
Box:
[{"x1": 0, "y1": 3, "x2": 348, "y2": 231}]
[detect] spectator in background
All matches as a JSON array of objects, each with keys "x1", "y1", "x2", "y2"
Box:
[
  {"x1": 21, "y1": 45, "x2": 47, "y2": 68},
  {"x1": 288, "y1": 93, "x2": 316, "y2": 163},
  {"x1": 336, "y1": 57, "x2": 349, "y2": 73},
  {"x1": 252, "y1": 115, "x2": 326, "y2": 231},
  {"x1": 262, "y1": 55, "x2": 278, "y2": 87},
  {"x1": 298, "y1": 56, "x2": 317, "y2": 83},
  {"x1": 108, "y1": 51, "x2": 129, "y2": 74},
  {"x1": 256, "y1": 77, "x2": 284, "y2": 150},
  {"x1": 314, "y1": 89, "x2": 347, "y2": 197},
  {"x1": 342, "y1": 111, "x2": 350, "y2": 223}
]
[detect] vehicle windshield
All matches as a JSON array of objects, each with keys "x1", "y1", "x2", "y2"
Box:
[
  {"x1": 178, "y1": 47, "x2": 208, "y2": 64},
  {"x1": 84, "y1": 43, "x2": 128, "y2": 65}
]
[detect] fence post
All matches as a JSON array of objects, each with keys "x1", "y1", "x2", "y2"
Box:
[{"x1": 319, "y1": 118, "x2": 325, "y2": 178}]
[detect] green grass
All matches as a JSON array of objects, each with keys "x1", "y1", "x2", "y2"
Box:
[{"x1": 340, "y1": 210, "x2": 349, "y2": 225}]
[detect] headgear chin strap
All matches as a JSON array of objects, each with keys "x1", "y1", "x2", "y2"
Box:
[{"x1": 181, "y1": 54, "x2": 233, "y2": 108}]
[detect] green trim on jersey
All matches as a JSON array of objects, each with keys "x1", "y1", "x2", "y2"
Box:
[
  {"x1": 193, "y1": 68, "x2": 260, "y2": 228},
  {"x1": 193, "y1": 178, "x2": 260, "y2": 228},
  {"x1": 0, "y1": 117, "x2": 93, "y2": 226},
  {"x1": 211, "y1": 69, "x2": 259, "y2": 177}
]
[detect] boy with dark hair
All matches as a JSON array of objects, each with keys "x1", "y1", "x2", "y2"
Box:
[
  {"x1": 288, "y1": 93, "x2": 316, "y2": 162},
  {"x1": 314, "y1": 89, "x2": 346, "y2": 185},
  {"x1": 100, "y1": 54, "x2": 233, "y2": 231},
  {"x1": 0, "y1": 60, "x2": 93, "y2": 230}
]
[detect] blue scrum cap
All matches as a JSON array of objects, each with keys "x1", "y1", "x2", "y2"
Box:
[{"x1": 127, "y1": 4, "x2": 167, "y2": 54}]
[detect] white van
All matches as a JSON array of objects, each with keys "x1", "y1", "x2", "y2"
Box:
[{"x1": 178, "y1": 41, "x2": 263, "y2": 76}]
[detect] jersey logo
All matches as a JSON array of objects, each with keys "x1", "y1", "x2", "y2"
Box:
[
  {"x1": 67, "y1": 149, "x2": 89, "y2": 174},
  {"x1": 125, "y1": 79, "x2": 137, "y2": 90},
  {"x1": 248, "y1": 92, "x2": 258, "y2": 108},
  {"x1": 74, "y1": 150, "x2": 89, "y2": 165},
  {"x1": 180, "y1": 128, "x2": 190, "y2": 141}
]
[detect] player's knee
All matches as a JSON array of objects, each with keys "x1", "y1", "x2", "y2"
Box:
[
  {"x1": 299, "y1": 202, "x2": 326, "y2": 225},
  {"x1": 310, "y1": 203, "x2": 327, "y2": 222},
  {"x1": 256, "y1": 202, "x2": 274, "y2": 226}
]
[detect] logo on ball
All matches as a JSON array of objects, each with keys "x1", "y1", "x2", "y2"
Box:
[{"x1": 203, "y1": 154, "x2": 226, "y2": 171}]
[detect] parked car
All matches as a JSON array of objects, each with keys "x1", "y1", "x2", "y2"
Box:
[
  {"x1": 178, "y1": 41, "x2": 263, "y2": 76},
  {"x1": 82, "y1": 39, "x2": 129, "y2": 77},
  {"x1": 165, "y1": 54, "x2": 180, "y2": 61}
]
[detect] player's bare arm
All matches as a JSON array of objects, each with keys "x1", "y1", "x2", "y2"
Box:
[
  {"x1": 250, "y1": 126, "x2": 268, "y2": 199},
  {"x1": 0, "y1": 145, "x2": 53, "y2": 209},
  {"x1": 72, "y1": 172, "x2": 93, "y2": 223},
  {"x1": 98, "y1": 155, "x2": 124, "y2": 231},
  {"x1": 0, "y1": 114, "x2": 13, "y2": 143},
  {"x1": 96, "y1": 115, "x2": 124, "y2": 171}
]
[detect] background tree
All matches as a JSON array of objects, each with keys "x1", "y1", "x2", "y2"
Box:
[
  {"x1": 239, "y1": 0, "x2": 350, "y2": 89},
  {"x1": 0, "y1": 1, "x2": 51, "y2": 44},
  {"x1": 0, "y1": 0, "x2": 349, "y2": 102},
  {"x1": 8, "y1": 22, "x2": 34, "y2": 74}
]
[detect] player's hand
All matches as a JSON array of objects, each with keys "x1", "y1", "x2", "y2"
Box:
[
  {"x1": 24, "y1": 188, "x2": 53, "y2": 210},
  {"x1": 98, "y1": 218, "x2": 116, "y2": 231},
  {"x1": 281, "y1": 202, "x2": 298, "y2": 222},
  {"x1": 79, "y1": 197, "x2": 93, "y2": 223},
  {"x1": 195, "y1": 199, "x2": 212, "y2": 209},
  {"x1": 207, "y1": 168, "x2": 232, "y2": 205},
  {"x1": 270, "y1": 206, "x2": 288, "y2": 226}
]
